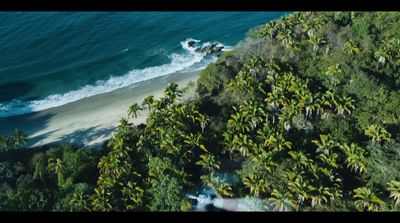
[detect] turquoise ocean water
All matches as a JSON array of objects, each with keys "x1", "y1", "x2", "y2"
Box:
[{"x1": 0, "y1": 12, "x2": 287, "y2": 118}]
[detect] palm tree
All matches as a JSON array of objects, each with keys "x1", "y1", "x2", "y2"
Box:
[
  {"x1": 353, "y1": 187, "x2": 386, "y2": 211},
  {"x1": 377, "y1": 39, "x2": 399, "y2": 65},
  {"x1": 69, "y1": 191, "x2": 90, "y2": 211},
  {"x1": 196, "y1": 114, "x2": 208, "y2": 133},
  {"x1": 91, "y1": 187, "x2": 113, "y2": 211},
  {"x1": 249, "y1": 149, "x2": 276, "y2": 174},
  {"x1": 231, "y1": 133, "x2": 254, "y2": 157},
  {"x1": 260, "y1": 21, "x2": 278, "y2": 39},
  {"x1": 307, "y1": 162, "x2": 321, "y2": 181},
  {"x1": 321, "y1": 90, "x2": 337, "y2": 109},
  {"x1": 200, "y1": 173, "x2": 232, "y2": 198},
  {"x1": 265, "y1": 131, "x2": 292, "y2": 152},
  {"x1": 302, "y1": 93, "x2": 319, "y2": 118},
  {"x1": 266, "y1": 90, "x2": 283, "y2": 113},
  {"x1": 242, "y1": 173, "x2": 270, "y2": 197},
  {"x1": 279, "y1": 103, "x2": 297, "y2": 131},
  {"x1": 267, "y1": 189, "x2": 297, "y2": 211},
  {"x1": 339, "y1": 143, "x2": 367, "y2": 174},
  {"x1": 318, "y1": 152, "x2": 339, "y2": 169},
  {"x1": 388, "y1": 38, "x2": 400, "y2": 51},
  {"x1": 313, "y1": 94, "x2": 325, "y2": 117},
  {"x1": 288, "y1": 151, "x2": 310, "y2": 170},
  {"x1": 11, "y1": 129, "x2": 28, "y2": 149},
  {"x1": 223, "y1": 131, "x2": 236, "y2": 157},
  {"x1": 334, "y1": 95, "x2": 355, "y2": 116},
  {"x1": 183, "y1": 133, "x2": 208, "y2": 152},
  {"x1": 301, "y1": 18, "x2": 321, "y2": 38},
  {"x1": 118, "y1": 117, "x2": 133, "y2": 133},
  {"x1": 47, "y1": 158, "x2": 64, "y2": 174},
  {"x1": 185, "y1": 104, "x2": 203, "y2": 126},
  {"x1": 364, "y1": 124, "x2": 391, "y2": 143},
  {"x1": 142, "y1": 95, "x2": 155, "y2": 113},
  {"x1": 232, "y1": 70, "x2": 255, "y2": 93},
  {"x1": 287, "y1": 174, "x2": 310, "y2": 205},
  {"x1": 47, "y1": 157, "x2": 66, "y2": 187},
  {"x1": 300, "y1": 19, "x2": 313, "y2": 38},
  {"x1": 256, "y1": 123, "x2": 272, "y2": 145},
  {"x1": 281, "y1": 15, "x2": 295, "y2": 29},
  {"x1": 127, "y1": 103, "x2": 142, "y2": 119},
  {"x1": 265, "y1": 60, "x2": 281, "y2": 76},
  {"x1": 308, "y1": 36, "x2": 326, "y2": 56},
  {"x1": 196, "y1": 153, "x2": 220, "y2": 173},
  {"x1": 164, "y1": 82, "x2": 183, "y2": 103},
  {"x1": 121, "y1": 181, "x2": 144, "y2": 210},
  {"x1": 240, "y1": 100, "x2": 263, "y2": 129},
  {"x1": 312, "y1": 134, "x2": 335, "y2": 155},
  {"x1": 375, "y1": 47, "x2": 390, "y2": 65},
  {"x1": 159, "y1": 133, "x2": 180, "y2": 155},
  {"x1": 276, "y1": 29, "x2": 294, "y2": 47},
  {"x1": 183, "y1": 132, "x2": 202, "y2": 149},
  {"x1": 343, "y1": 40, "x2": 361, "y2": 57},
  {"x1": 227, "y1": 112, "x2": 250, "y2": 133},
  {"x1": 244, "y1": 56, "x2": 264, "y2": 79},
  {"x1": 309, "y1": 186, "x2": 331, "y2": 208},
  {"x1": 387, "y1": 180, "x2": 400, "y2": 206},
  {"x1": 325, "y1": 64, "x2": 342, "y2": 76},
  {"x1": 0, "y1": 135, "x2": 10, "y2": 152},
  {"x1": 285, "y1": 42, "x2": 302, "y2": 56}
]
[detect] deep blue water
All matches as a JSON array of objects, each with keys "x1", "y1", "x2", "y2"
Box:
[{"x1": 0, "y1": 12, "x2": 287, "y2": 118}]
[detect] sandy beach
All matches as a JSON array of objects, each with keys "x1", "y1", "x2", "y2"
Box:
[{"x1": 0, "y1": 70, "x2": 201, "y2": 148}]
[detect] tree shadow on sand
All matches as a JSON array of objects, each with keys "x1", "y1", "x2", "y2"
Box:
[
  {"x1": 28, "y1": 128, "x2": 61, "y2": 147},
  {"x1": 1, "y1": 111, "x2": 117, "y2": 149},
  {"x1": 43, "y1": 125, "x2": 117, "y2": 148}
]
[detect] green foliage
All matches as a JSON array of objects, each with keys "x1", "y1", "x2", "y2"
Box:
[
  {"x1": 364, "y1": 124, "x2": 392, "y2": 143},
  {"x1": 339, "y1": 143, "x2": 367, "y2": 174},
  {"x1": 0, "y1": 129, "x2": 28, "y2": 152},
  {"x1": 387, "y1": 180, "x2": 400, "y2": 206},
  {"x1": 353, "y1": 187, "x2": 386, "y2": 211},
  {"x1": 146, "y1": 156, "x2": 189, "y2": 211},
  {"x1": 2, "y1": 11, "x2": 400, "y2": 212},
  {"x1": 0, "y1": 142, "x2": 102, "y2": 211},
  {"x1": 365, "y1": 141, "x2": 400, "y2": 191},
  {"x1": 127, "y1": 103, "x2": 142, "y2": 119},
  {"x1": 197, "y1": 58, "x2": 240, "y2": 97},
  {"x1": 196, "y1": 63, "x2": 225, "y2": 97}
]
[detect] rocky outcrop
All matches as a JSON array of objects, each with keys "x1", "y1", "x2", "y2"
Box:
[
  {"x1": 187, "y1": 40, "x2": 197, "y2": 48},
  {"x1": 187, "y1": 41, "x2": 224, "y2": 54}
]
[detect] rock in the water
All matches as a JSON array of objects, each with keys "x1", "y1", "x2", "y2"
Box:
[
  {"x1": 187, "y1": 40, "x2": 196, "y2": 48},
  {"x1": 193, "y1": 42, "x2": 225, "y2": 54},
  {"x1": 213, "y1": 46, "x2": 224, "y2": 52},
  {"x1": 201, "y1": 45, "x2": 214, "y2": 54}
]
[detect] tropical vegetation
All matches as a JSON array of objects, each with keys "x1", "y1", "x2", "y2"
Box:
[{"x1": 1, "y1": 11, "x2": 400, "y2": 211}]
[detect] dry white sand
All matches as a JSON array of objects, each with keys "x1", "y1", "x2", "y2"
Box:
[{"x1": 0, "y1": 70, "x2": 201, "y2": 148}]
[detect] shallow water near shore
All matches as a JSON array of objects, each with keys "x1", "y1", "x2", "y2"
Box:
[{"x1": 0, "y1": 12, "x2": 287, "y2": 118}]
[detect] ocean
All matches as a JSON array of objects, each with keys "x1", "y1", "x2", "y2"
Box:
[{"x1": 0, "y1": 12, "x2": 287, "y2": 118}]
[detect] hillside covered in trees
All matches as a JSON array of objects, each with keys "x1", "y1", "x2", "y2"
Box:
[{"x1": 1, "y1": 11, "x2": 400, "y2": 211}]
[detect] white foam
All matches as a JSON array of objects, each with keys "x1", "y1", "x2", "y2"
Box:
[
  {"x1": 181, "y1": 38, "x2": 232, "y2": 53},
  {"x1": 0, "y1": 38, "x2": 227, "y2": 118},
  {"x1": 180, "y1": 38, "x2": 202, "y2": 54}
]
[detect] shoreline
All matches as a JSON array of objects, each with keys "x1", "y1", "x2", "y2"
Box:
[{"x1": 0, "y1": 69, "x2": 201, "y2": 148}]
